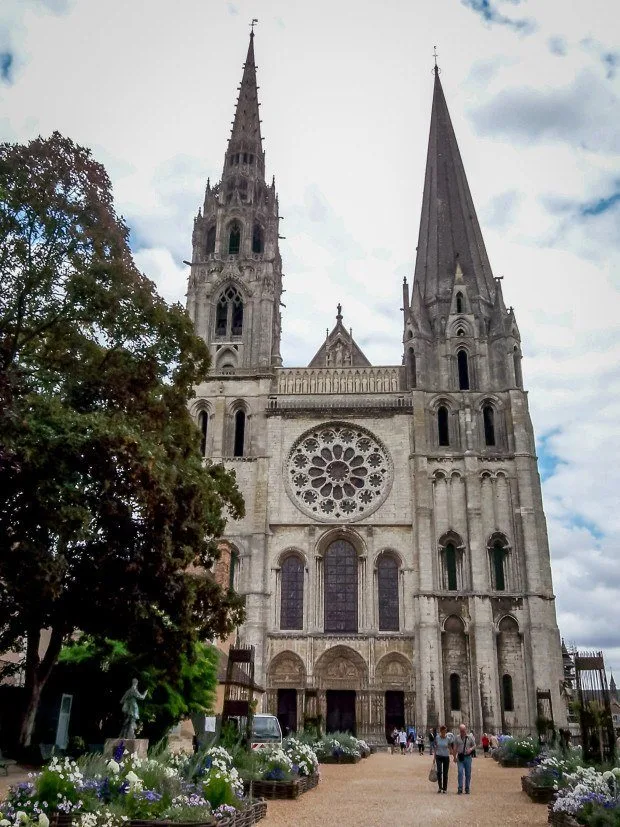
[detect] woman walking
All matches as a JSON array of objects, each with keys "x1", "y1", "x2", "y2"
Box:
[{"x1": 433, "y1": 725, "x2": 454, "y2": 794}]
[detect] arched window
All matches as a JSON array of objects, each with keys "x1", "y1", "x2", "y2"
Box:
[
  {"x1": 456, "y1": 292, "x2": 463, "y2": 313},
  {"x1": 483, "y1": 405, "x2": 496, "y2": 446},
  {"x1": 457, "y1": 328, "x2": 464, "y2": 337},
  {"x1": 377, "y1": 555, "x2": 399, "y2": 631},
  {"x1": 280, "y1": 555, "x2": 304, "y2": 630},
  {"x1": 233, "y1": 409, "x2": 246, "y2": 457},
  {"x1": 228, "y1": 223, "x2": 241, "y2": 254},
  {"x1": 206, "y1": 225, "x2": 216, "y2": 254},
  {"x1": 457, "y1": 350, "x2": 470, "y2": 390},
  {"x1": 252, "y1": 223, "x2": 264, "y2": 254},
  {"x1": 502, "y1": 674, "x2": 514, "y2": 712},
  {"x1": 450, "y1": 673, "x2": 461, "y2": 711},
  {"x1": 324, "y1": 540, "x2": 358, "y2": 633},
  {"x1": 198, "y1": 410, "x2": 208, "y2": 456},
  {"x1": 492, "y1": 542, "x2": 506, "y2": 591},
  {"x1": 438, "y1": 406, "x2": 449, "y2": 446},
  {"x1": 445, "y1": 543, "x2": 457, "y2": 591},
  {"x1": 409, "y1": 348, "x2": 417, "y2": 388},
  {"x1": 214, "y1": 286, "x2": 244, "y2": 339},
  {"x1": 513, "y1": 347, "x2": 523, "y2": 389}
]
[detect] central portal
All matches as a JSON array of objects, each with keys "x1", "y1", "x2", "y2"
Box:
[{"x1": 326, "y1": 689, "x2": 356, "y2": 734}]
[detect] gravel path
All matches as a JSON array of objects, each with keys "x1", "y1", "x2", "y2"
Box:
[{"x1": 261, "y1": 751, "x2": 549, "y2": 826}]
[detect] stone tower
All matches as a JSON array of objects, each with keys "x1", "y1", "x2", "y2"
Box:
[
  {"x1": 186, "y1": 30, "x2": 283, "y2": 373},
  {"x1": 402, "y1": 67, "x2": 565, "y2": 733},
  {"x1": 188, "y1": 38, "x2": 566, "y2": 741}
]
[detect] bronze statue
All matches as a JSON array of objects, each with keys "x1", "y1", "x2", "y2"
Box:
[{"x1": 120, "y1": 678, "x2": 147, "y2": 738}]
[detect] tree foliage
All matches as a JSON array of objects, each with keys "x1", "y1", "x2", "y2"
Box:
[
  {"x1": 0, "y1": 133, "x2": 244, "y2": 748},
  {"x1": 58, "y1": 636, "x2": 220, "y2": 743}
]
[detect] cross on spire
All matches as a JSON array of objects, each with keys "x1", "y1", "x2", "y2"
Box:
[{"x1": 250, "y1": 18, "x2": 258, "y2": 34}]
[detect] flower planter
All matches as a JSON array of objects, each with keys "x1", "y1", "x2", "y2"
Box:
[
  {"x1": 244, "y1": 779, "x2": 301, "y2": 800},
  {"x1": 299, "y1": 773, "x2": 320, "y2": 793},
  {"x1": 547, "y1": 806, "x2": 580, "y2": 827},
  {"x1": 50, "y1": 814, "x2": 73, "y2": 827},
  {"x1": 318, "y1": 754, "x2": 361, "y2": 764},
  {"x1": 500, "y1": 756, "x2": 531, "y2": 768},
  {"x1": 521, "y1": 775, "x2": 556, "y2": 805},
  {"x1": 130, "y1": 821, "x2": 216, "y2": 827},
  {"x1": 250, "y1": 800, "x2": 267, "y2": 823}
]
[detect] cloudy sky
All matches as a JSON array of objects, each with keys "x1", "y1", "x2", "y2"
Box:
[{"x1": 2, "y1": 0, "x2": 620, "y2": 679}]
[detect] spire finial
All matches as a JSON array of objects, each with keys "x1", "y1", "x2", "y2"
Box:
[
  {"x1": 250, "y1": 18, "x2": 258, "y2": 35},
  {"x1": 433, "y1": 45, "x2": 440, "y2": 75},
  {"x1": 336, "y1": 303, "x2": 342, "y2": 322}
]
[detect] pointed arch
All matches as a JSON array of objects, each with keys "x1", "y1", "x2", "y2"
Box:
[
  {"x1": 488, "y1": 533, "x2": 510, "y2": 591},
  {"x1": 438, "y1": 531, "x2": 465, "y2": 591},
  {"x1": 233, "y1": 409, "x2": 246, "y2": 457}
]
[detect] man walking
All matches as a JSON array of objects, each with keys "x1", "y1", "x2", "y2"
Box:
[{"x1": 453, "y1": 723, "x2": 476, "y2": 794}]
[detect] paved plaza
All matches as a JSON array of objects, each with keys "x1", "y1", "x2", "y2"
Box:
[{"x1": 262, "y1": 751, "x2": 548, "y2": 826}]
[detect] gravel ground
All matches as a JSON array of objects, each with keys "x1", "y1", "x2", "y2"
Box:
[{"x1": 261, "y1": 751, "x2": 549, "y2": 827}]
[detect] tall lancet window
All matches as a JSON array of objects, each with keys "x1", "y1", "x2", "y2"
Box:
[
  {"x1": 228, "y1": 222, "x2": 241, "y2": 254},
  {"x1": 438, "y1": 406, "x2": 450, "y2": 446},
  {"x1": 252, "y1": 223, "x2": 264, "y2": 254},
  {"x1": 324, "y1": 540, "x2": 358, "y2": 633},
  {"x1": 456, "y1": 292, "x2": 464, "y2": 313},
  {"x1": 457, "y1": 349, "x2": 470, "y2": 390},
  {"x1": 377, "y1": 554, "x2": 399, "y2": 632},
  {"x1": 198, "y1": 410, "x2": 208, "y2": 457},
  {"x1": 206, "y1": 225, "x2": 216, "y2": 254},
  {"x1": 483, "y1": 405, "x2": 496, "y2": 446}
]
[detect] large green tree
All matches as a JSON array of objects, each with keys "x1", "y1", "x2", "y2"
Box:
[{"x1": 0, "y1": 133, "x2": 244, "y2": 750}]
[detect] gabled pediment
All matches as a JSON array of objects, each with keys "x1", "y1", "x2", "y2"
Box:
[{"x1": 308, "y1": 304, "x2": 372, "y2": 368}]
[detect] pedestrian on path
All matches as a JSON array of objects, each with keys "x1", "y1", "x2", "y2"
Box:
[
  {"x1": 481, "y1": 733, "x2": 490, "y2": 756},
  {"x1": 417, "y1": 732, "x2": 425, "y2": 755},
  {"x1": 391, "y1": 727, "x2": 399, "y2": 753},
  {"x1": 433, "y1": 724, "x2": 454, "y2": 794},
  {"x1": 453, "y1": 723, "x2": 476, "y2": 794},
  {"x1": 398, "y1": 727, "x2": 407, "y2": 754}
]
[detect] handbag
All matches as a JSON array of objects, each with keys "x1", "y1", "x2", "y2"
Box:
[{"x1": 428, "y1": 758, "x2": 438, "y2": 783}]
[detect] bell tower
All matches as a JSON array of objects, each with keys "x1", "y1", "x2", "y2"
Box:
[{"x1": 186, "y1": 31, "x2": 283, "y2": 372}]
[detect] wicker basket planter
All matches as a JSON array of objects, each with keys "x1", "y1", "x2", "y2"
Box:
[
  {"x1": 547, "y1": 806, "x2": 581, "y2": 827},
  {"x1": 250, "y1": 800, "x2": 268, "y2": 823},
  {"x1": 130, "y1": 821, "x2": 216, "y2": 827},
  {"x1": 299, "y1": 773, "x2": 320, "y2": 793},
  {"x1": 244, "y1": 779, "x2": 301, "y2": 800},
  {"x1": 521, "y1": 774, "x2": 556, "y2": 805},
  {"x1": 319, "y1": 754, "x2": 361, "y2": 765},
  {"x1": 500, "y1": 756, "x2": 531, "y2": 768},
  {"x1": 50, "y1": 815, "x2": 73, "y2": 827}
]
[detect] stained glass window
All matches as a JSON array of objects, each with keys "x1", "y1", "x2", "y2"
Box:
[
  {"x1": 377, "y1": 555, "x2": 399, "y2": 631},
  {"x1": 280, "y1": 555, "x2": 304, "y2": 630},
  {"x1": 324, "y1": 540, "x2": 358, "y2": 633}
]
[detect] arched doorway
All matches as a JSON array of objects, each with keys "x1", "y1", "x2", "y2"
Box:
[
  {"x1": 314, "y1": 646, "x2": 368, "y2": 736},
  {"x1": 266, "y1": 652, "x2": 306, "y2": 736}
]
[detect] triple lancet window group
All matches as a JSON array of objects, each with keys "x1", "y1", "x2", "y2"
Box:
[{"x1": 278, "y1": 541, "x2": 400, "y2": 634}]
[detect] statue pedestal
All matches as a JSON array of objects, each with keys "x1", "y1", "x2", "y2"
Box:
[{"x1": 104, "y1": 738, "x2": 149, "y2": 759}]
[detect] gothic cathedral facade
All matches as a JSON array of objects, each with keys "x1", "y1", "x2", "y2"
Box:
[{"x1": 186, "y1": 33, "x2": 566, "y2": 741}]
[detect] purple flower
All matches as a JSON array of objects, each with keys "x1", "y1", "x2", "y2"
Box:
[
  {"x1": 141, "y1": 790, "x2": 162, "y2": 803},
  {"x1": 113, "y1": 741, "x2": 125, "y2": 762}
]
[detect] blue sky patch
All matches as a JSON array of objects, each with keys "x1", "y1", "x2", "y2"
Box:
[{"x1": 0, "y1": 51, "x2": 14, "y2": 84}]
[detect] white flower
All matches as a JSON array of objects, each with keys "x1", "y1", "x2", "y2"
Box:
[
  {"x1": 38, "y1": 815, "x2": 50, "y2": 827},
  {"x1": 106, "y1": 759, "x2": 120, "y2": 775},
  {"x1": 0, "y1": 819, "x2": 11, "y2": 826},
  {"x1": 125, "y1": 771, "x2": 142, "y2": 789}
]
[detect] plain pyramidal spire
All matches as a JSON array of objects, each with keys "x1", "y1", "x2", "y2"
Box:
[
  {"x1": 225, "y1": 29, "x2": 264, "y2": 176},
  {"x1": 412, "y1": 65, "x2": 496, "y2": 311}
]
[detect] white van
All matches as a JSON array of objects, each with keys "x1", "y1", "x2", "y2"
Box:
[{"x1": 250, "y1": 714, "x2": 283, "y2": 749}]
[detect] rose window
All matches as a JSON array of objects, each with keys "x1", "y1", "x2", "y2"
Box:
[{"x1": 285, "y1": 423, "x2": 392, "y2": 522}]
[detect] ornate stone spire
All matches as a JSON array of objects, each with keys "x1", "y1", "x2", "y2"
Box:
[
  {"x1": 225, "y1": 31, "x2": 264, "y2": 179},
  {"x1": 308, "y1": 305, "x2": 371, "y2": 368},
  {"x1": 412, "y1": 67, "x2": 496, "y2": 312}
]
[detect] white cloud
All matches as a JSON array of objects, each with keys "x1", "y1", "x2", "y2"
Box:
[{"x1": 3, "y1": 0, "x2": 620, "y2": 675}]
